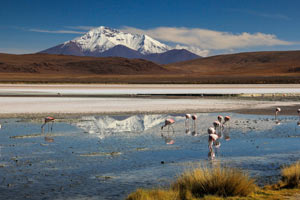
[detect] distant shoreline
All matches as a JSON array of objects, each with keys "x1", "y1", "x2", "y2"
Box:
[{"x1": 0, "y1": 98, "x2": 299, "y2": 118}]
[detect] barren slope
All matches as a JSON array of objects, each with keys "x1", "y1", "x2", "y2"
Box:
[{"x1": 166, "y1": 51, "x2": 300, "y2": 76}]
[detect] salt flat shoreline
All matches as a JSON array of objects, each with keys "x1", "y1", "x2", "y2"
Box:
[
  {"x1": 0, "y1": 84, "x2": 299, "y2": 118},
  {"x1": 0, "y1": 84, "x2": 300, "y2": 95},
  {"x1": 0, "y1": 96, "x2": 299, "y2": 118}
]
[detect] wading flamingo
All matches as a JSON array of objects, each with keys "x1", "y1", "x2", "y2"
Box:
[
  {"x1": 161, "y1": 118, "x2": 175, "y2": 131},
  {"x1": 185, "y1": 114, "x2": 191, "y2": 134},
  {"x1": 223, "y1": 116, "x2": 230, "y2": 125},
  {"x1": 217, "y1": 115, "x2": 223, "y2": 123},
  {"x1": 41, "y1": 116, "x2": 55, "y2": 132},
  {"x1": 217, "y1": 115, "x2": 224, "y2": 132},
  {"x1": 208, "y1": 128, "x2": 218, "y2": 148},
  {"x1": 213, "y1": 121, "x2": 221, "y2": 137},
  {"x1": 161, "y1": 118, "x2": 175, "y2": 144},
  {"x1": 223, "y1": 116, "x2": 231, "y2": 140},
  {"x1": 275, "y1": 107, "x2": 281, "y2": 121},
  {"x1": 191, "y1": 114, "x2": 198, "y2": 136},
  {"x1": 185, "y1": 114, "x2": 191, "y2": 127}
]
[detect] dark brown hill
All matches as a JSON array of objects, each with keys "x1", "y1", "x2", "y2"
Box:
[
  {"x1": 0, "y1": 53, "x2": 167, "y2": 75},
  {"x1": 166, "y1": 51, "x2": 300, "y2": 76},
  {"x1": 0, "y1": 51, "x2": 299, "y2": 83}
]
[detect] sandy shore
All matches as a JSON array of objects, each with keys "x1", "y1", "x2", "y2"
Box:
[{"x1": 0, "y1": 96, "x2": 299, "y2": 118}]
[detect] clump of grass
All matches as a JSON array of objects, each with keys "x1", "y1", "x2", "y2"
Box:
[
  {"x1": 172, "y1": 165, "x2": 256, "y2": 199},
  {"x1": 126, "y1": 188, "x2": 178, "y2": 200},
  {"x1": 126, "y1": 166, "x2": 256, "y2": 200},
  {"x1": 281, "y1": 161, "x2": 300, "y2": 188}
]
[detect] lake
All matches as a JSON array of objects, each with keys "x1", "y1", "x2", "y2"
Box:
[{"x1": 0, "y1": 112, "x2": 300, "y2": 199}]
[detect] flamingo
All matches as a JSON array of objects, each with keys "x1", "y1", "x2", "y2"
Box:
[
  {"x1": 275, "y1": 107, "x2": 281, "y2": 121},
  {"x1": 185, "y1": 114, "x2": 191, "y2": 134},
  {"x1": 41, "y1": 116, "x2": 55, "y2": 132},
  {"x1": 217, "y1": 115, "x2": 224, "y2": 133},
  {"x1": 208, "y1": 127, "x2": 218, "y2": 153},
  {"x1": 161, "y1": 118, "x2": 175, "y2": 144},
  {"x1": 161, "y1": 118, "x2": 175, "y2": 131},
  {"x1": 223, "y1": 116, "x2": 230, "y2": 125},
  {"x1": 213, "y1": 121, "x2": 221, "y2": 135},
  {"x1": 185, "y1": 114, "x2": 191, "y2": 127},
  {"x1": 222, "y1": 116, "x2": 231, "y2": 140},
  {"x1": 217, "y1": 115, "x2": 223, "y2": 123},
  {"x1": 191, "y1": 114, "x2": 197, "y2": 135}
]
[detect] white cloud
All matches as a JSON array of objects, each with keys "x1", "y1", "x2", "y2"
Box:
[
  {"x1": 29, "y1": 29, "x2": 85, "y2": 34},
  {"x1": 64, "y1": 26, "x2": 96, "y2": 31},
  {"x1": 174, "y1": 44, "x2": 210, "y2": 57},
  {"x1": 121, "y1": 26, "x2": 294, "y2": 53}
]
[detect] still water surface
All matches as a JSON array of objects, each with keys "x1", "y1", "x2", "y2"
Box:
[{"x1": 0, "y1": 113, "x2": 300, "y2": 199}]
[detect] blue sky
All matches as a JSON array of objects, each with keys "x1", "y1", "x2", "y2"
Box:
[{"x1": 1, "y1": 0, "x2": 300, "y2": 56}]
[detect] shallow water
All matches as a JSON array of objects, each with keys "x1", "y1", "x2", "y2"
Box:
[{"x1": 0, "y1": 113, "x2": 300, "y2": 199}]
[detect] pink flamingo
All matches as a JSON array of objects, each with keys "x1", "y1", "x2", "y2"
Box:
[
  {"x1": 217, "y1": 115, "x2": 223, "y2": 123},
  {"x1": 185, "y1": 114, "x2": 191, "y2": 127},
  {"x1": 222, "y1": 116, "x2": 231, "y2": 140},
  {"x1": 161, "y1": 118, "x2": 175, "y2": 144},
  {"x1": 223, "y1": 116, "x2": 230, "y2": 124},
  {"x1": 217, "y1": 115, "x2": 224, "y2": 132},
  {"x1": 41, "y1": 116, "x2": 55, "y2": 132},
  {"x1": 208, "y1": 127, "x2": 218, "y2": 154},
  {"x1": 191, "y1": 114, "x2": 197, "y2": 135},
  {"x1": 213, "y1": 121, "x2": 222, "y2": 137},
  {"x1": 161, "y1": 118, "x2": 175, "y2": 131},
  {"x1": 275, "y1": 107, "x2": 281, "y2": 121},
  {"x1": 185, "y1": 114, "x2": 191, "y2": 134}
]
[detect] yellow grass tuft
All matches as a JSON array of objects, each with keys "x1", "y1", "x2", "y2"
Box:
[
  {"x1": 126, "y1": 188, "x2": 178, "y2": 200},
  {"x1": 281, "y1": 161, "x2": 300, "y2": 188},
  {"x1": 126, "y1": 165, "x2": 257, "y2": 200},
  {"x1": 172, "y1": 166, "x2": 256, "y2": 198}
]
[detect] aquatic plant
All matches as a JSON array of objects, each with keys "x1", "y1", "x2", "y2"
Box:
[{"x1": 281, "y1": 161, "x2": 300, "y2": 188}]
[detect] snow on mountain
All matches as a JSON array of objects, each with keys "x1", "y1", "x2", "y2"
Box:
[{"x1": 65, "y1": 26, "x2": 171, "y2": 55}]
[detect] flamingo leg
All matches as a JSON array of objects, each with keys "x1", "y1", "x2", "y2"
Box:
[
  {"x1": 41, "y1": 122, "x2": 46, "y2": 129},
  {"x1": 170, "y1": 125, "x2": 175, "y2": 134},
  {"x1": 51, "y1": 121, "x2": 54, "y2": 132}
]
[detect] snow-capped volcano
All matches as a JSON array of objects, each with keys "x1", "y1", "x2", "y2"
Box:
[
  {"x1": 40, "y1": 26, "x2": 201, "y2": 64},
  {"x1": 65, "y1": 26, "x2": 170, "y2": 55}
]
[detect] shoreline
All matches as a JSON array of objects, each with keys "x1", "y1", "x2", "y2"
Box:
[
  {"x1": 0, "y1": 97, "x2": 299, "y2": 118},
  {"x1": 0, "y1": 84, "x2": 299, "y2": 118}
]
